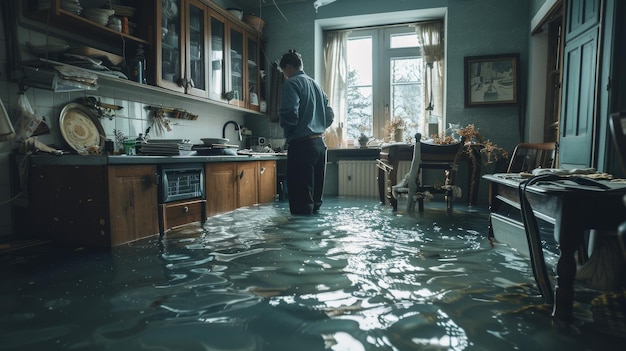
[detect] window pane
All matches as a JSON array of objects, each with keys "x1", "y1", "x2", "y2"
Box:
[
  {"x1": 390, "y1": 57, "x2": 423, "y2": 140},
  {"x1": 390, "y1": 33, "x2": 419, "y2": 48},
  {"x1": 347, "y1": 36, "x2": 373, "y2": 139},
  {"x1": 347, "y1": 37, "x2": 372, "y2": 85}
]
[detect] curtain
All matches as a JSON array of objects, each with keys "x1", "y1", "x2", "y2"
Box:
[
  {"x1": 415, "y1": 21, "x2": 444, "y2": 137},
  {"x1": 323, "y1": 31, "x2": 349, "y2": 128}
]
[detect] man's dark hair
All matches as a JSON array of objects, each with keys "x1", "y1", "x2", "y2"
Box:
[{"x1": 279, "y1": 49, "x2": 302, "y2": 69}]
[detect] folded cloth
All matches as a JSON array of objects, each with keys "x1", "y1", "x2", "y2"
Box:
[{"x1": 530, "y1": 167, "x2": 613, "y2": 180}]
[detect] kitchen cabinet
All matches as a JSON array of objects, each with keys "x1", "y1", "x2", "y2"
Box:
[
  {"x1": 21, "y1": 164, "x2": 159, "y2": 247},
  {"x1": 205, "y1": 160, "x2": 276, "y2": 216},
  {"x1": 258, "y1": 160, "x2": 277, "y2": 203},
  {"x1": 237, "y1": 161, "x2": 259, "y2": 207},
  {"x1": 226, "y1": 24, "x2": 262, "y2": 110},
  {"x1": 107, "y1": 165, "x2": 160, "y2": 246},
  {"x1": 209, "y1": 10, "x2": 227, "y2": 101},
  {"x1": 14, "y1": 156, "x2": 278, "y2": 248},
  {"x1": 155, "y1": 0, "x2": 263, "y2": 110},
  {"x1": 157, "y1": 0, "x2": 184, "y2": 92},
  {"x1": 246, "y1": 34, "x2": 262, "y2": 111},
  {"x1": 205, "y1": 162, "x2": 237, "y2": 215},
  {"x1": 156, "y1": 0, "x2": 215, "y2": 97}
]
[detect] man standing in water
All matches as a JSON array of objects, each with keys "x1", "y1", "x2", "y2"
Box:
[{"x1": 278, "y1": 49, "x2": 334, "y2": 215}]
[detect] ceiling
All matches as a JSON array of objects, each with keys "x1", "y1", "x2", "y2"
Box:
[{"x1": 230, "y1": 0, "x2": 314, "y2": 11}]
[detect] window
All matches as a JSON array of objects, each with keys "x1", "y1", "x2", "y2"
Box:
[{"x1": 344, "y1": 26, "x2": 423, "y2": 142}]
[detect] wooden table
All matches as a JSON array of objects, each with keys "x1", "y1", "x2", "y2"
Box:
[
  {"x1": 484, "y1": 173, "x2": 626, "y2": 321},
  {"x1": 377, "y1": 144, "x2": 482, "y2": 205}
]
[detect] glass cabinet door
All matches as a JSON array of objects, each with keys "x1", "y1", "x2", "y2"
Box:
[
  {"x1": 186, "y1": 0, "x2": 207, "y2": 97},
  {"x1": 229, "y1": 25, "x2": 244, "y2": 107},
  {"x1": 209, "y1": 12, "x2": 226, "y2": 101},
  {"x1": 158, "y1": 0, "x2": 184, "y2": 92},
  {"x1": 247, "y1": 35, "x2": 260, "y2": 111}
]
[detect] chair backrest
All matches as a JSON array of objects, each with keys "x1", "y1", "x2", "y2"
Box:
[
  {"x1": 406, "y1": 133, "x2": 465, "y2": 190},
  {"x1": 609, "y1": 112, "x2": 626, "y2": 173},
  {"x1": 506, "y1": 142, "x2": 557, "y2": 173}
]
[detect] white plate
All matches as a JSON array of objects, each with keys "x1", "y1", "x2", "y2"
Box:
[
  {"x1": 201, "y1": 137, "x2": 229, "y2": 145},
  {"x1": 59, "y1": 103, "x2": 105, "y2": 154}
]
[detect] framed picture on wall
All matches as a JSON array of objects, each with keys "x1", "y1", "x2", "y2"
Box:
[{"x1": 464, "y1": 53, "x2": 519, "y2": 107}]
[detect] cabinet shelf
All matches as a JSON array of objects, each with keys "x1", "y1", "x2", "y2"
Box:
[{"x1": 25, "y1": 7, "x2": 150, "y2": 46}]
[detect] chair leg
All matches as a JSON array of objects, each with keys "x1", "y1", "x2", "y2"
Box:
[
  {"x1": 407, "y1": 195, "x2": 416, "y2": 212},
  {"x1": 445, "y1": 191, "x2": 453, "y2": 213},
  {"x1": 418, "y1": 198, "x2": 425, "y2": 212},
  {"x1": 391, "y1": 196, "x2": 398, "y2": 211}
]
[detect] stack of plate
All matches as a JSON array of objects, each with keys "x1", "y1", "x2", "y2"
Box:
[
  {"x1": 105, "y1": 2, "x2": 135, "y2": 17},
  {"x1": 82, "y1": 8, "x2": 115, "y2": 26},
  {"x1": 140, "y1": 142, "x2": 180, "y2": 156},
  {"x1": 61, "y1": 0, "x2": 82, "y2": 15}
]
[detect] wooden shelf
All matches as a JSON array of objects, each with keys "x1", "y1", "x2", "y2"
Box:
[{"x1": 25, "y1": 3, "x2": 152, "y2": 47}]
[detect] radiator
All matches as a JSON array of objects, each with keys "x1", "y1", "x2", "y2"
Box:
[{"x1": 337, "y1": 160, "x2": 411, "y2": 197}]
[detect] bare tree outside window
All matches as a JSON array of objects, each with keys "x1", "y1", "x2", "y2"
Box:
[{"x1": 344, "y1": 27, "x2": 423, "y2": 143}]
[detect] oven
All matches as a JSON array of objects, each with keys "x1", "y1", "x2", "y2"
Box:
[
  {"x1": 158, "y1": 164, "x2": 205, "y2": 203},
  {"x1": 158, "y1": 164, "x2": 206, "y2": 233}
]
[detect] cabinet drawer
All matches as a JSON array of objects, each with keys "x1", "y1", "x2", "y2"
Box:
[{"x1": 160, "y1": 199, "x2": 206, "y2": 232}]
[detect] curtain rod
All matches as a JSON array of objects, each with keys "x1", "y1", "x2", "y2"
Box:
[{"x1": 325, "y1": 19, "x2": 443, "y2": 33}]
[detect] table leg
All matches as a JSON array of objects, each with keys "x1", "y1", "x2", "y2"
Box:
[
  {"x1": 378, "y1": 166, "x2": 386, "y2": 204},
  {"x1": 551, "y1": 204, "x2": 585, "y2": 321}
]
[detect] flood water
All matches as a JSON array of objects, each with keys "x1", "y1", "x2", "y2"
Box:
[{"x1": 1, "y1": 197, "x2": 623, "y2": 350}]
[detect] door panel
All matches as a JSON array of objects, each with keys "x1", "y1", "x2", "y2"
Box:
[{"x1": 559, "y1": 28, "x2": 598, "y2": 168}]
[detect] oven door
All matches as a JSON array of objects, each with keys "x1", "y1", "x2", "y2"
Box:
[{"x1": 159, "y1": 164, "x2": 205, "y2": 203}]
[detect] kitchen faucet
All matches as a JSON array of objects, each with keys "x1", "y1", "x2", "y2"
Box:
[{"x1": 222, "y1": 120, "x2": 242, "y2": 141}]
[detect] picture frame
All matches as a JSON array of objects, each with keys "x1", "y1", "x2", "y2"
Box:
[{"x1": 464, "y1": 53, "x2": 519, "y2": 107}]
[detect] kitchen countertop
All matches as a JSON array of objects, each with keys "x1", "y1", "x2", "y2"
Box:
[{"x1": 24, "y1": 153, "x2": 286, "y2": 166}]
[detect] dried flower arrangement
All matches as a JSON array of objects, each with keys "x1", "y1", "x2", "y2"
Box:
[
  {"x1": 382, "y1": 117, "x2": 406, "y2": 142},
  {"x1": 434, "y1": 123, "x2": 508, "y2": 165}
]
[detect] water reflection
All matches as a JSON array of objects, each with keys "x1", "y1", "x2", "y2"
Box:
[{"x1": 0, "y1": 198, "x2": 622, "y2": 350}]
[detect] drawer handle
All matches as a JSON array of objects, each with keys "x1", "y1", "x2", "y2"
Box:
[
  {"x1": 260, "y1": 167, "x2": 265, "y2": 175},
  {"x1": 238, "y1": 170, "x2": 244, "y2": 179},
  {"x1": 183, "y1": 206, "x2": 189, "y2": 213}
]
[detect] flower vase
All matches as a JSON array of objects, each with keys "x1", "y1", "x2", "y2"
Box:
[
  {"x1": 358, "y1": 133, "x2": 369, "y2": 148},
  {"x1": 394, "y1": 128, "x2": 404, "y2": 142}
]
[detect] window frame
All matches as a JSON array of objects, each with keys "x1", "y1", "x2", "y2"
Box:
[{"x1": 346, "y1": 25, "x2": 423, "y2": 141}]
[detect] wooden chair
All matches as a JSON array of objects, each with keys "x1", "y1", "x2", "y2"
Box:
[
  {"x1": 506, "y1": 142, "x2": 557, "y2": 173},
  {"x1": 488, "y1": 141, "x2": 558, "y2": 300},
  {"x1": 391, "y1": 133, "x2": 465, "y2": 213}
]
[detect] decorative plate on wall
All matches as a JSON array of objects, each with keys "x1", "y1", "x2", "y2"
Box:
[{"x1": 59, "y1": 103, "x2": 105, "y2": 154}]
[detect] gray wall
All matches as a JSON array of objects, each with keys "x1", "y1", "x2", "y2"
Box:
[{"x1": 246, "y1": 0, "x2": 531, "y2": 203}]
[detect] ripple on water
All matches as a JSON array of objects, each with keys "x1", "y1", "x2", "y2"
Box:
[{"x1": 2, "y1": 197, "x2": 623, "y2": 350}]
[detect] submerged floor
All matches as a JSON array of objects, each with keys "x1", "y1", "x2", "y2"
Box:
[{"x1": 1, "y1": 197, "x2": 623, "y2": 350}]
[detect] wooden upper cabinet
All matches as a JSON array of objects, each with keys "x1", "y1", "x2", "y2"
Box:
[
  {"x1": 227, "y1": 23, "x2": 246, "y2": 108},
  {"x1": 208, "y1": 10, "x2": 227, "y2": 102},
  {"x1": 156, "y1": 0, "x2": 185, "y2": 92},
  {"x1": 184, "y1": 0, "x2": 210, "y2": 97},
  {"x1": 247, "y1": 34, "x2": 261, "y2": 111}
]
